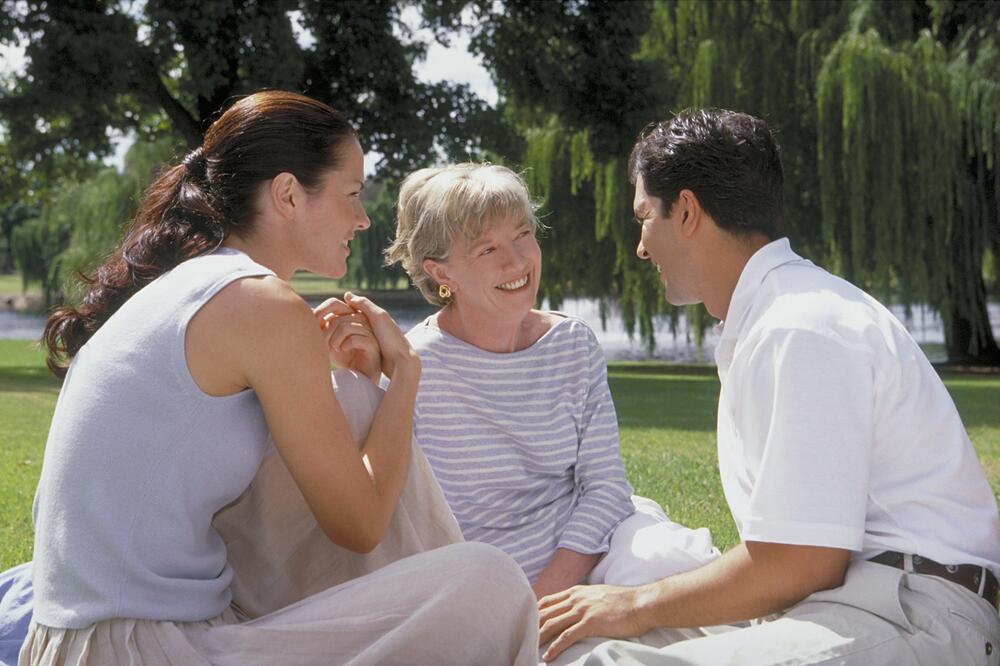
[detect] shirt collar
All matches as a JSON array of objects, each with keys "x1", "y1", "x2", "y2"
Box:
[{"x1": 717, "y1": 237, "x2": 806, "y2": 342}]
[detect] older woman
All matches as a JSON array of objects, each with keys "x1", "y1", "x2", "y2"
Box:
[{"x1": 386, "y1": 163, "x2": 719, "y2": 600}]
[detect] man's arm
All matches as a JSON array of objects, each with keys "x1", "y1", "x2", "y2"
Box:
[{"x1": 538, "y1": 540, "x2": 849, "y2": 661}]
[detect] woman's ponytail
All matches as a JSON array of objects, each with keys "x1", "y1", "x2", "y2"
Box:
[
  {"x1": 43, "y1": 91, "x2": 355, "y2": 377},
  {"x1": 43, "y1": 153, "x2": 225, "y2": 376}
]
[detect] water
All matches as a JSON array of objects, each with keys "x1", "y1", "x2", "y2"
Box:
[
  {"x1": 3, "y1": 299, "x2": 998, "y2": 363},
  {"x1": 0, "y1": 310, "x2": 48, "y2": 340}
]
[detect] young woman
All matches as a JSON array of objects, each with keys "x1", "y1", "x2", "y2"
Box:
[
  {"x1": 19, "y1": 93, "x2": 537, "y2": 665},
  {"x1": 386, "y1": 163, "x2": 719, "y2": 601}
]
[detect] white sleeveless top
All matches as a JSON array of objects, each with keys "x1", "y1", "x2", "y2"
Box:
[{"x1": 31, "y1": 248, "x2": 275, "y2": 629}]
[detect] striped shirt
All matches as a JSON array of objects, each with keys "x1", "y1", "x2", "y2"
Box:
[{"x1": 407, "y1": 314, "x2": 634, "y2": 582}]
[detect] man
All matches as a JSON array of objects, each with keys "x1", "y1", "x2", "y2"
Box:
[{"x1": 538, "y1": 109, "x2": 1000, "y2": 665}]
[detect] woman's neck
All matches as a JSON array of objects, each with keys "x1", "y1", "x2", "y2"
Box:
[
  {"x1": 223, "y1": 231, "x2": 295, "y2": 281},
  {"x1": 435, "y1": 304, "x2": 548, "y2": 353}
]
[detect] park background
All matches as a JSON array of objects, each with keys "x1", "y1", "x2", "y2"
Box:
[{"x1": 0, "y1": 0, "x2": 998, "y2": 569}]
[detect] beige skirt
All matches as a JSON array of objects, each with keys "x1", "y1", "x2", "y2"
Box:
[{"x1": 20, "y1": 370, "x2": 539, "y2": 666}]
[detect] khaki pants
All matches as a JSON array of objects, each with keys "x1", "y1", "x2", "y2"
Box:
[
  {"x1": 555, "y1": 559, "x2": 1000, "y2": 665},
  {"x1": 21, "y1": 370, "x2": 540, "y2": 666}
]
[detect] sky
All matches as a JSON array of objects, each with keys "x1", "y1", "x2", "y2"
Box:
[{"x1": 0, "y1": 7, "x2": 497, "y2": 171}]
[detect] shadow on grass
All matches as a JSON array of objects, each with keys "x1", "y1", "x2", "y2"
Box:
[
  {"x1": 609, "y1": 372, "x2": 719, "y2": 433},
  {"x1": 0, "y1": 366, "x2": 62, "y2": 393}
]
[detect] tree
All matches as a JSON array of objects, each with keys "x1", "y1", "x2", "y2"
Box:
[
  {"x1": 0, "y1": 0, "x2": 508, "y2": 299},
  {"x1": 436, "y1": 0, "x2": 1000, "y2": 364},
  {"x1": 0, "y1": 202, "x2": 37, "y2": 273},
  {"x1": 11, "y1": 138, "x2": 182, "y2": 306},
  {"x1": 0, "y1": 0, "x2": 501, "y2": 179}
]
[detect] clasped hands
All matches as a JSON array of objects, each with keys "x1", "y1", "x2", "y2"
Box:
[{"x1": 312, "y1": 291, "x2": 410, "y2": 383}]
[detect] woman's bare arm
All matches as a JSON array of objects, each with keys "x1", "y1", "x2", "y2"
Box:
[{"x1": 187, "y1": 276, "x2": 418, "y2": 553}]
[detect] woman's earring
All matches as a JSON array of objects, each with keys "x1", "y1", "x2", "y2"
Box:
[{"x1": 438, "y1": 284, "x2": 452, "y2": 300}]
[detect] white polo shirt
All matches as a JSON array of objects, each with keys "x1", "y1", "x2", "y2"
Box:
[{"x1": 714, "y1": 238, "x2": 1000, "y2": 578}]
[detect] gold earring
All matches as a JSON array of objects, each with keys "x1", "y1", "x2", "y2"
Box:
[{"x1": 438, "y1": 284, "x2": 452, "y2": 300}]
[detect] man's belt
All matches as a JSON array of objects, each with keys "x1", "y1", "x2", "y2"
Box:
[{"x1": 869, "y1": 550, "x2": 999, "y2": 610}]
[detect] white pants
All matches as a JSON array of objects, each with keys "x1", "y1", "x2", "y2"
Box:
[
  {"x1": 559, "y1": 559, "x2": 1000, "y2": 665},
  {"x1": 588, "y1": 496, "x2": 720, "y2": 587}
]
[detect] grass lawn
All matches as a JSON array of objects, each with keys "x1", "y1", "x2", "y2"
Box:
[
  {"x1": 0, "y1": 273, "x2": 38, "y2": 295},
  {"x1": 1, "y1": 341, "x2": 998, "y2": 569}
]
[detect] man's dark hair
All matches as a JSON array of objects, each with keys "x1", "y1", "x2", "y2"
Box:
[{"x1": 628, "y1": 109, "x2": 784, "y2": 239}]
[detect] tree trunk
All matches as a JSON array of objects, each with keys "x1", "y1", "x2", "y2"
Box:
[{"x1": 944, "y1": 281, "x2": 1000, "y2": 365}]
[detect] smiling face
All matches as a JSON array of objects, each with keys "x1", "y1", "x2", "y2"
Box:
[
  {"x1": 296, "y1": 137, "x2": 370, "y2": 278},
  {"x1": 429, "y1": 214, "x2": 542, "y2": 326},
  {"x1": 633, "y1": 174, "x2": 699, "y2": 306}
]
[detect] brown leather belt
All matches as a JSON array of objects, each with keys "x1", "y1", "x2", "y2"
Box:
[{"x1": 869, "y1": 551, "x2": 999, "y2": 610}]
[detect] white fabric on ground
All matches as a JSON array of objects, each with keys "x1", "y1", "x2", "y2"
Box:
[{"x1": 587, "y1": 496, "x2": 720, "y2": 587}]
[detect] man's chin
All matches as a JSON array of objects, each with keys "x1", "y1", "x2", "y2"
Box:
[{"x1": 664, "y1": 290, "x2": 700, "y2": 308}]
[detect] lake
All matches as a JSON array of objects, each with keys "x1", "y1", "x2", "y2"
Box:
[{"x1": 4, "y1": 297, "x2": 998, "y2": 363}]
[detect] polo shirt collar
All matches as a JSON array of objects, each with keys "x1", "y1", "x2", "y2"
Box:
[{"x1": 715, "y1": 237, "x2": 806, "y2": 367}]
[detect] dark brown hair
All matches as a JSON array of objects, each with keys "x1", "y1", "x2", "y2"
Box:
[
  {"x1": 629, "y1": 109, "x2": 784, "y2": 239},
  {"x1": 43, "y1": 90, "x2": 355, "y2": 376}
]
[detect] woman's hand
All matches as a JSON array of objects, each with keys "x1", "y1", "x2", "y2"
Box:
[
  {"x1": 313, "y1": 297, "x2": 382, "y2": 382},
  {"x1": 341, "y1": 292, "x2": 419, "y2": 380}
]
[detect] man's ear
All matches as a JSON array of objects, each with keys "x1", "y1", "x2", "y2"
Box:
[
  {"x1": 269, "y1": 172, "x2": 299, "y2": 221},
  {"x1": 676, "y1": 189, "x2": 702, "y2": 238},
  {"x1": 423, "y1": 258, "x2": 454, "y2": 290}
]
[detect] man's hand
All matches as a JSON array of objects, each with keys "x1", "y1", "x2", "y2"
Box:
[
  {"x1": 537, "y1": 541, "x2": 850, "y2": 662},
  {"x1": 538, "y1": 584, "x2": 650, "y2": 662}
]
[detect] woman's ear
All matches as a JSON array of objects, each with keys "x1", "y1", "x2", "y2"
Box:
[
  {"x1": 268, "y1": 172, "x2": 299, "y2": 221},
  {"x1": 423, "y1": 258, "x2": 453, "y2": 290}
]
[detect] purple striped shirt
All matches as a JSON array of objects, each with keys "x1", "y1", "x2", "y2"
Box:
[{"x1": 407, "y1": 315, "x2": 634, "y2": 582}]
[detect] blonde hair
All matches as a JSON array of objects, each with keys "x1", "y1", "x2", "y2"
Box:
[{"x1": 385, "y1": 163, "x2": 541, "y2": 306}]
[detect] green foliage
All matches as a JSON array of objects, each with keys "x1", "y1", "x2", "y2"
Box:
[
  {"x1": 11, "y1": 205, "x2": 71, "y2": 307},
  {"x1": 462, "y1": 0, "x2": 1000, "y2": 363},
  {"x1": 0, "y1": 0, "x2": 502, "y2": 180},
  {"x1": 0, "y1": 202, "x2": 37, "y2": 272},
  {"x1": 816, "y1": 10, "x2": 1000, "y2": 362},
  {"x1": 12, "y1": 138, "x2": 182, "y2": 306},
  {"x1": 344, "y1": 181, "x2": 408, "y2": 290}
]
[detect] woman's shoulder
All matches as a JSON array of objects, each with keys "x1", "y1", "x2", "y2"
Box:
[
  {"x1": 404, "y1": 314, "x2": 445, "y2": 350},
  {"x1": 536, "y1": 311, "x2": 597, "y2": 347},
  {"x1": 210, "y1": 273, "x2": 303, "y2": 313},
  {"x1": 194, "y1": 274, "x2": 316, "y2": 348}
]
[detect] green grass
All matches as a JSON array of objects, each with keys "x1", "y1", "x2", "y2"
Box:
[
  {"x1": 0, "y1": 273, "x2": 38, "y2": 295},
  {"x1": 0, "y1": 341, "x2": 59, "y2": 569},
  {"x1": 1, "y1": 344, "x2": 998, "y2": 569}
]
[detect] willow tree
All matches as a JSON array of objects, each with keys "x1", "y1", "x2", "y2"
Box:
[
  {"x1": 12, "y1": 138, "x2": 181, "y2": 306},
  {"x1": 816, "y1": 10, "x2": 1000, "y2": 363},
  {"x1": 442, "y1": 0, "x2": 999, "y2": 363}
]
